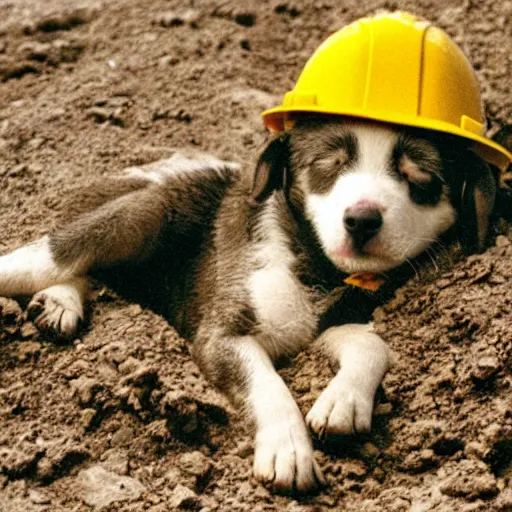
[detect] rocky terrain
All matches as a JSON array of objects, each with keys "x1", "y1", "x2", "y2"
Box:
[{"x1": 0, "y1": 0, "x2": 511, "y2": 510}]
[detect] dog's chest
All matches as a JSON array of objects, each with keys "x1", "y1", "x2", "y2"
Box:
[{"x1": 247, "y1": 211, "x2": 319, "y2": 358}]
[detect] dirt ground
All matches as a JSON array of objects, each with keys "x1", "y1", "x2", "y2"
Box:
[{"x1": 0, "y1": 0, "x2": 511, "y2": 510}]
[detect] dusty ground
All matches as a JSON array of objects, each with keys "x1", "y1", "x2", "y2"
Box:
[{"x1": 0, "y1": 0, "x2": 511, "y2": 510}]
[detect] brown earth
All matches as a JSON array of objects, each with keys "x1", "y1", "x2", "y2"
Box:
[{"x1": 0, "y1": 0, "x2": 511, "y2": 511}]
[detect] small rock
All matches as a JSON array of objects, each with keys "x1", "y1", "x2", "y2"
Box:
[
  {"x1": 78, "y1": 466, "x2": 146, "y2": 510},
  {"x1": 165, "y1": 467, "x2": 181, "y2": 488},
  {"x1": 154, "y1": 10, "x2": 200, "y2": 28},
  {"x1": 20, "y1": 322, "x2": 39, "y2": 339},
  {"x1": 17, "y1": 342, "x2": 42, "y2": 362},
  {"x1": 81, "y1": 408, "x2": 97, "y2": 430},
  {"x1": 496, "y1": 235, "x2": 510, "y2": 247},
  {"x1": 118, "y1": 356, "x2": 142, "y2": 375},
  {"x1": 46, "y1": 107, "x2": 66, "y2": 121},
  {"x1": 472, "y1": 355, "x2": 501, "y2": 380},
  {"x1": 179, "y1": 451, "x2": 212, "y2": 478},
  {"x1": 70, "y1": 376, "x2": 100, "y2": 406},
  {"x1": 161, "y1": 392, "x2": 199, "y2": 434},
  {"x1": 495, "y1": 487, "x2": 512, "y2": 510},
  {"x1": 360, "y1": 442, "x2": 380, "y2": 459},
  {"x1": 401, "y1": 449, "x2": 438, "y2": 473},
  {"x1": 52, "y1": 39, "x2": 86, "y2": 63},
  {"x1": 37, "y1": 438, "x2": 90, "y2": 482},
  {"x1": 17, "y1": 41, "x2": 52, "y2": 61},
  {"x1": 101, "y1": 450, "x2": 129, "y2": 476},
  {"x1": 111, "y1": 426, "x2": 134, "y2": 447},
  {"x1": 158, "y1": 55, "x2": 180, "y2": 68},
  {"x1": 234, "y1": 440, "x2": 252, "y2": 459},
  {"x1": 342, "y1": 460, "x2": 367, "y2": 480},
  {"x1": 439, "y1": 459, "x2": 498, "y2": 500},
  {"x1": 28, "y1": 488, "x2": 50, "y2": 504},
  {"x1": 170, "y1": 484, "x2": 200, "y2": 509},
  {"x1": 0, "y1": 297, "x2": 23, "y2": 328},
  {"x1": 87, "y1": 106, "x2": 109, "y2": 123},
  {"x1": 63, "y1": 359, "x2": 90, "y2": 379},
  {"x1": 0, "y1": 446, "x2": 43, "y2": 478},
  {"x1": 465, "y1": 441, "x2": 487, "y2": 459}
]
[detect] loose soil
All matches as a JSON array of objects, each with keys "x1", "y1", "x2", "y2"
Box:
[{"x1": 0, "y1": 0, "x2": 511, "y2": 511}]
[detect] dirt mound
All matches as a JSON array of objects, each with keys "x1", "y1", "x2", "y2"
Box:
[{"x1": 0, "y1": 0, "x2": 511, "y2": 510}]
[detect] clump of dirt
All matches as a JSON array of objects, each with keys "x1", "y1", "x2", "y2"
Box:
[{"x1": 0, "y1": 0, "x2": 511, "y2": 510}]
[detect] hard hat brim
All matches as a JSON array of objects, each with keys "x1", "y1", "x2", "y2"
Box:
[{"x1": 262, "y1": 107, "x2": 512, "y2": 172}]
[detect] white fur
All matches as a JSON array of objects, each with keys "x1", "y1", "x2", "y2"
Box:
[
  {"x1": 125, "y1": 153, "x2": 240, "y2": 184},
  {"x1": 306, "y1": 122, "x2": 456, "y2": 274},
  {"x1": 306, "y1": 324, "x2": 390, "y2": 436},
  {"x1": 0, "y1": 237, "x2": 79, "y2": 296},
  {"x1": 28, "y1": 278, "x2": 89, "y2": 336},
  {"x1": 238, "y1": 336, "x2": 324, "y2": 491},
  {"x1": 249, "y1": 197, "x2": 318, "y2": 359}
]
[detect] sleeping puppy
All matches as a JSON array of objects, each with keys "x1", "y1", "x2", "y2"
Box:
[{"x1": 0, "y1": 117, "x2": 503, "y2": 492}]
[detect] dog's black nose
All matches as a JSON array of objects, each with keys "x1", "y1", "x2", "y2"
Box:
[{"x1": 344, "y1": 205, "x2": 383, "y2": 244}]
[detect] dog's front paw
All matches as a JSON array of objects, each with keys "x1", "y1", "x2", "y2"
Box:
[
  {"x1": 253, "y1": 418, "x2": 325, "y2": 493},
  {"x1": 28, "y1": 288, "x2": 82, "y2": 337},
  {"x1": 306, "y1": 374, "x2": 374, "y2": 438}
]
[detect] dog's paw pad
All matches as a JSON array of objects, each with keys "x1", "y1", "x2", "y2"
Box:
[
  {"x1": 28, "y1": 292, "x2": 81, "y2": 337},
  {"x1": 306, "y1": 376, "x2": 373, "y2": 437}
]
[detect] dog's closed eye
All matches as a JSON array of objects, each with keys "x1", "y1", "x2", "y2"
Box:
[
  {"x1": 394, "y1": 137, "x2": 444, "y2": 205},
  {"x1": 307, "y1": 132, "x2": 358, "y2": 194}
]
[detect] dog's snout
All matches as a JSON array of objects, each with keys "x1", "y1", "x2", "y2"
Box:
[{"x1": 343, "y1": 204, "x2": 383, "y2": 243}]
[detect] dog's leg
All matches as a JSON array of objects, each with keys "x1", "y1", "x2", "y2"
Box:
[
  {"x1": 195, "y1": 335, "x2": 325, "y2": 492},
  {"x1": 0, "y1": 186, "x2": 168, "y2": 336},
  {"x1": 306, "y1": 324, "x2": 389, "y2": 437}
]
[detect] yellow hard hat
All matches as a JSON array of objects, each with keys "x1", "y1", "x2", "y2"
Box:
[{"x1": 262, "y1": 11, "x2": 512, "y2": 171}]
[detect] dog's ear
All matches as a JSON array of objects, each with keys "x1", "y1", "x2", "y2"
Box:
[
  {"x1": 250, "y1": 134, "x2": 291, "y2": 204},
  {"x1": 492, "y1": 125, "x2": 512, "y2": 154},
  {"x1": 493, "y1": 124, "x2": 512, "y2": 222},
  {"x1": 455, "y1": 150, "x2": 498, "y2": 255}
]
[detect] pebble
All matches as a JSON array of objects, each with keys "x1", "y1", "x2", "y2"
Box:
[
  {"x1": 78, "y1": 466, "x2": 146, "y2": 510},
  {"x1": 17, "y1": 342, "x2": 42, "y2": 362},
  {"x1": 69, "y1": 375, "x2": 100, "y2": 406},
  {"x1": 17, "y1": 41, "x2": 52, "y2": 61},
  {"x1": 28, "y1": 489, "x2": 50, "y2": 504},
  {"x1": 87, "y1": 106, "x2": 109, "y2": 123},
  {"x1": 110, "y1": 426, "x2": 134, "y2": 447},
  {"x1": 158, "y1": 55, "x2": 180, "y2": 68},
  {"x1": 472, "y1": 355, "x2": 501, "y2": 380},
  {"x1": 80, "y1": 408, "x2": 97, "y2": 430},
  {"x1": 360, "y1": 442, "x2": 381, "y2": 459},
  {"x1": 496, "y1": 235, "x2": 510, "y2": 247},
  {"x1": 154, "y1": 10, "x2": 200, "y2": 28},
  {"x1": 170, "y1": 484, "x2": 201, "y2": 509},
  {"x1": 20, "y1": 322, "x2": 39, "y2": 340},
  {"x1": 439, "y1": 459, "x2": 498, "y2": 500},
  {"x1": 178, "y1": 451, "x2": 212, "y2": 478},
  {"x1": 100, "y1": 449, "x2": 129, "y2": 476},
  {"x1": 342, "y1": 460, "x2": 367, "y2": 480}
]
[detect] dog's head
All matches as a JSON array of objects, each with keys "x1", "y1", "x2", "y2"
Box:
[{"x1": 252, "y1": 117, "x2": 501, "y2": 274}]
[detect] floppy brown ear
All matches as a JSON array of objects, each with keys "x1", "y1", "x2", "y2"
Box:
[
  {"x1": 250, "y1": 134, "x2": 291, "y2": 204},
  {"x1": 492, "y1": 125, "x2": 512, "y2": 155},
  {"x1": 456, "y1": 150, "x2": 497, "y2": 255}
]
